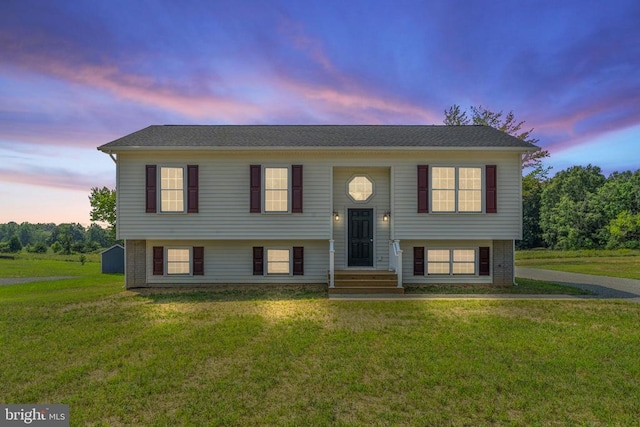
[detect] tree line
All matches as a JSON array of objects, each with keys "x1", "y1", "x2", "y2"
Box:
[
  {"x1": 0, "y1": 222, "x2": 117, "y2": 254},
  {"x1": 521, "y1": 165, "x2": 640, "y2": 250}
]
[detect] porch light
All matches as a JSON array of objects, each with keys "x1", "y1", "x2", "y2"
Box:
[
  {"x1": 333, "y1": 211, "x2": 340, "y2": 221},
  {"x1": 383, "y1": 211, "x2": 390, "y2": 221}
]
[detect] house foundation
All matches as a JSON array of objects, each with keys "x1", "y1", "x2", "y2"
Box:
[
  {"x1": 492, "y1": 240, "x2": 514, "y2": 286},
  {"x1": 125, "y1": 239, "x2": 147, "y2": 288}
]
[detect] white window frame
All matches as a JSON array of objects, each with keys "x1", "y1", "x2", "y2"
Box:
[
  {"x1": 166, "y1": 247, "x2": 192, "y2": 276},
  {"x1": 263, "y1": 166, "x2": 291, "y2": 214},
  {"x1": 159, "y1": 166, "x2": 187, "y2": 213},
  {"x1": 431, "y1": 166, "x2": 483, "y2": 213},
  {"x1": 346, "y1": 174, "x2": 375, "y2": 203},
  {"x1": 426, "y1": 248, "x2": 477, "y2": 276},
  {"x1": 266, "y1": 248, "x2": 292, "y2": 275}
]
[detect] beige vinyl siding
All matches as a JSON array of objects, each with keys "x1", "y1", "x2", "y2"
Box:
[
  {"x1": 117, "y1": 149, "x2": 523, "y2": 247},
  {"x1": 146, "y1": 240, "x2": 328, "y2": 285},
  {"x1": 402, "y1": 239, "x2": 493, "y2": 284},
  {"x1": 332, "y1": 167, "x2": 391, "y2": 270},
  {"x1": 392, "y1": 152, "x2": 523, "y2": 240},
  {"x1": 117, "y1": 151, "x2": 332, "y2": 240}
]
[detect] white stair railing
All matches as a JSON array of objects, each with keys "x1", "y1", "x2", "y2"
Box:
[
  {"x1": 391, "y1": 240, "x2": 403, "y2": 288},
  {"x1": 329, "y1": 239, "x2": 335, "y2": 288}
]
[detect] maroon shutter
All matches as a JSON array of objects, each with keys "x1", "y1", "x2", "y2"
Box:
[
  {"x1": 293, "y1": 246, "x2": 304, "y2": 275},
  {"x1": 292, "y1": 165, "x2": 303, "y2": 213},
  {"x1": 153, "y1": 246, "x2": 163, "y2": 275},
  {"x1": 146, "y1": 165, "x2": 157, "y2": 213},
  {"x1": 486, "y1": 165, "x2": 497, "y2": 213},
  {"x1": 250, "y1": 165, "x2": 261, "y2": 213},
  {"x1": 418, "y1": 165, "x2": 429, "y2": 213},
  {"x1": 413, "y1": 247, "x2": 425, "y2": 276},
  {"x1": 193, "y1": 246, "x2": 204, "y2": 275},
  {"x1": 187, "y1": 165, "x2": 199, "y2": 213},
  {"x1": 479, "y1": 247, "x2": 490, "y2": 276},
  {"x1": 253, "y1": 246, "x2": 264, "y2": 275}
]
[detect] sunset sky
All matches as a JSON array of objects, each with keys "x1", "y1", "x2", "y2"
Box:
[{"x1": 1, "y1": 0, "x2": 639, "y2": 225}]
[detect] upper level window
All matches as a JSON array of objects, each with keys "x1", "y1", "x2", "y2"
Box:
[
  {"x1": 432, "y1": 167, "x2": 481, "y2": 213},
  {"x1": 160, "y1": 167, "x2": 185, "y2": 212},
  {"x1": 348, "y1": 176, "x2": 374, "y2": 202},
  {"x1": 265, "y1": 167, "x2": 289, "y2": 212}
]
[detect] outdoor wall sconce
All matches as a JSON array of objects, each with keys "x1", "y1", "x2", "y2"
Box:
[
  {"x1": 333, "y1": 211, "x2": 340, "y2": 221},
  {"x1": 383, "y1": 211, "x2": 390, "y2": 221}
]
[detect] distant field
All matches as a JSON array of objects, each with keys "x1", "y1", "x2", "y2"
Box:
[
  {"x1": 516, "y1": 249, "x2": 640, "y2": 280},
  {"x1": 0, "y1": 253, "x2": 100, "y2": 278}
]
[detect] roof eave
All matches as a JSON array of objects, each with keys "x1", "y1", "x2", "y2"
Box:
[{"x1": 98, "y1": 145, "x2": 538, "y2": 153}]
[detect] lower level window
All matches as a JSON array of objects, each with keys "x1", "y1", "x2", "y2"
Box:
[
  {"x1": 167, "y1": 248, "x2": 190, "y2": 275},
  {"x1": 427, "y1": 249, "x2": 476, "y2": 275},
  {"x1": 267, "y1": 249, "x2": 290, "y2": 275}
]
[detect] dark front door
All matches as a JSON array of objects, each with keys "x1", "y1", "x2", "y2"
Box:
[{"x1": 348, "y1": 209, "x2": 374, "y2": 267}]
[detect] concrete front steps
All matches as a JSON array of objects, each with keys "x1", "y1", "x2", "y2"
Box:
[{"x1": 329, "y1": 270, "x2": 404, "y2": 294}]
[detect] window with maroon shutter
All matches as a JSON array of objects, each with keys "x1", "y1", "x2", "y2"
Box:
[
  {"x1": 153, "y1": 246, "x2": 163, "y2": 275},
  {"x1": 187, "y1": 165, "x2": 199, "y2": 213},
  {"x1": 253, "y1": 246, "x2": 264, "y2": 275},
  {"x1": 250, "y1": 165, "x2": 261, "y2": 213},
  {"x1": 486, "y1": 165, "x2": 497, "y2": 213},
  {"x1": 193, "y1": 246, "x2": 204, "y2": 275},
  {"x1": 417, "y1": 165, "x2": 429, "y2": 213},
  {"x1": 413, "y1": 247, "x2": 425, "y2": 276},
  {"x1": 292, "y1": 165, "x2": 303, "y2": 213},
  {"x1": 293, "y1": 246, "x2": 304, "y2": 275},
  {"x1": 479, "y1": 247, "x2": 490, "y2": 276},
  {"x1": 146, "y1": 165, "x2": 157, "y2": 213}
]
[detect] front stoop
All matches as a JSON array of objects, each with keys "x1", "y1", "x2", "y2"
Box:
[{"x1": 329, "y1": 270, "x2": 404, "y2": 294}]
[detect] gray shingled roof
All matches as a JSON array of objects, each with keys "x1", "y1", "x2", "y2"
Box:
[{"x1": 98, "y1": 125, "x2": 538, "y2": 151}]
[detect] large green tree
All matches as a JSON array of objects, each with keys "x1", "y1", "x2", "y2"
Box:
[
  {"x1": 519, "y1": 166, "x2": 548, "y2": 249},
  {"x1": 539, "y1": 165, "x2": 606, "y2": 249},
  {"x1": 89, "y1": 187, "x2": 116, "y2": 240}
]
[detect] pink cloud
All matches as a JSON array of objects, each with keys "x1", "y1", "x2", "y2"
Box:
[{"x1": 0, "y1": 167, "x2": 113, "y2": 192}]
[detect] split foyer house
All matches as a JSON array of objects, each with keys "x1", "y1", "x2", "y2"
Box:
[{"x1": 98, "y1": 125, "x2": 537, "y2": 293}]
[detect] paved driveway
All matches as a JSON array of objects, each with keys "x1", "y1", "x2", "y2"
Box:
[
  {"x1": 516, "y1": 267, "x2": 640, "y2": 300},
  {"x1": 0, "y1": 277, "x2": 76, "y2": 286}
]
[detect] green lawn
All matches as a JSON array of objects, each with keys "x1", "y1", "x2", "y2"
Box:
[
  {"x1": 1, "y1": 259, "x2": 639, "y2": 425},
  {"x1": 0, "y1": 252, "x2": 100, "y2": 277},
  {"x1": 517, "y1": 249, "x2": 640, "y2": 280}
]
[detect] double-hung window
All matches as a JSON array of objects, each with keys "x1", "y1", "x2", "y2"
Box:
[
  {"x1": 146, "y1": 165, "x2": 198, "y2": 214},
  {"x1": 250, "y1": 165, "x2": 303, "y2": 214},
  {"x1": 166, "y1": 248, "x2": 190, "y2": 275},
  {"x1": 427, "y1": 249, "x2": 476, "y2": 275},
  {"x1": 432, "y1": 167, "x2": 482, "y2": 213},
  {"x1": 265, "y1": 167, "x2": 289, "y2": 212},
  {"x1": 267, "y1": 249, "x2": 291, "y2": 275},
  {"x1": 152, "y1": 246, "x2": 204, "y2": 276},
  {"x1": 160, "y1": 167, "x2": 185, "y2": 212}
]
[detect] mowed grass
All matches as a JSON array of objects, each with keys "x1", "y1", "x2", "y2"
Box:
[
  {"x1": 0, "y1": 252, "x2": 101, "y2": 277},
  {"x1": 1, "y1": 259, "x2": 640, "y2": 425},
  {"x1": 517, "y1": 249, "x2": 640, "y2": 280}
]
